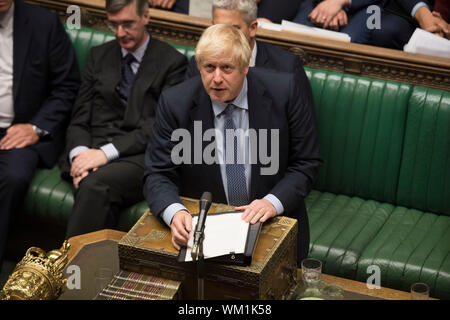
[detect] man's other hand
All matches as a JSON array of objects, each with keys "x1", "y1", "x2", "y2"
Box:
[
  {"x1": 415, "y1": 6, "x2": 450, "y2": 38},
  {"x1": 0, "y1": 124, "x2": 39, "y2": 150},
  {"x1": 170, "y1": 210, "x2": 192, "y2": 250},
  {"x1": 70, "y1": 149, "x2": 108, "y2": 177},
  {"x1": 150, "y1": 0, "x2": 176, "y2": 9},
  {"x1": 236, "y1": 199, "x2": 277, "y2": 224}
]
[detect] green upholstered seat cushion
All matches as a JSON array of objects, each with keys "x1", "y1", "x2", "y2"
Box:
[
  {"x1": 305, "y1": 69, "x2": 411, "y2": 205},
  {"x1": 117, "y1": 201, "x2": 149, "y2": 230},
  {"x1": 356, "y1": 208, "x2": 450, "y2": 299},
  {"x1": 396, "y1": 87, "x2": 450, "y2": 216},
  {"x1": 305, "y1": 190, "x2": 393, "y2": 279},
  {"x1": 23, "y1": 166, "x2": 74, "y2": 224}
]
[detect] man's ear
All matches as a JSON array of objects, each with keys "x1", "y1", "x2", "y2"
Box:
[
  {"x1": 243, "y1": 64, "x2": 249, "y2": 75},
  {"x1": 249, "y1": 20, "x2": 258, "y2": 38},
  {"x1": 143, "y1": 8, "x2": 150, "y2": 24}
]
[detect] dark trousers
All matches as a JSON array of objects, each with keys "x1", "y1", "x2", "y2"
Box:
[
  {"x1": 371, "y1": 12, "x2": 416, "y2": 49},
  {"x1": 258, "y1": 0, "x2": 303, "y2": 23},
  {"x1": 0, "y1": 128, "x2": 40, "y2": 265},
  {"x1": 172, "y1": 0, "x2": 189, "y2": 14},
  {"x1": 65, "y1": 160, "x2": 144, "y2": 238},
  {"x1": 292, "y1": 0, "x2": 374, "y2": 44}
]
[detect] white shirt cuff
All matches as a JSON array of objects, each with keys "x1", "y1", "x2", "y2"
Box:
[
  {"x1": 411, "y1": 2, "x2": 429, "y2": 18},
  {"x1": 264, "y1": 194, "x2": 285, "y2": 215},
  {"x1": 69, "y1": 146, "x2": 88, "y2": 164},
  {"x1": 100, "y1": 143, "x2": 120, "y2": 162},
  {"x1": 161, "y1": 203, "x2": 189, "y2": 227}
]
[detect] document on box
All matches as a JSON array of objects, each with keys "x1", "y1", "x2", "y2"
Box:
[{"x1": 183, "y1": 211, "x2": 249, "y2": 262}]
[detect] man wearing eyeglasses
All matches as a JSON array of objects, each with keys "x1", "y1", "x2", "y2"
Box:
[{"x1": 62, "y1": 0, "x2": 187, "y2": 238}]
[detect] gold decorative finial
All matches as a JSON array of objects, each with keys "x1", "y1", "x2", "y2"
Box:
[{"x1": 1, "y1": 241, "x2": 71, "y2": 300}]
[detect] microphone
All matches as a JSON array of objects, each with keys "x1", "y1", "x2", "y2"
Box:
[{"x1": 191, "y1": 191, "x2": 212, "y2": 261}]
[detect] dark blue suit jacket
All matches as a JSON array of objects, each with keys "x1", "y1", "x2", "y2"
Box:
[
  {"x1": 144, "y1": 68, "x2": 322, "y2": 264},
  {"x1": 12, "y1": 0, "x2": 80, "y2": 167}
]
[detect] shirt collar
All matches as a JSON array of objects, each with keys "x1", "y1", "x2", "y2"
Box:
[
  {"x1": 0, "y1": 2, "x2": 14, "y2": 29},
  {"x1": 121, "y1": 32, "x2": 150, "y2": 62},
  {"x1": 212, "y1": 77, "x2": 248, "y2": 117},
  {"x1": 250, "y1": 42, "x2": 257, "y2": 67}
]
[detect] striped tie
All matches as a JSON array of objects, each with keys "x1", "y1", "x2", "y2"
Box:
[{"x1": 223, "y1": 104, "x2": 248, "y2": 206}]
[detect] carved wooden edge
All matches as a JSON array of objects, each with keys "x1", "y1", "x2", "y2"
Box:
[
  {"x1": 67, "y1": 229, "x2": 125, "y2": 263},
  {"x1": 26, "y1": 0, "x2": 450, "y2": 91}
]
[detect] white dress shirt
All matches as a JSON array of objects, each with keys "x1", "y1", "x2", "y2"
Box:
[{"x1": 0, "y1": 3, "x2": 14, "y2": 129}]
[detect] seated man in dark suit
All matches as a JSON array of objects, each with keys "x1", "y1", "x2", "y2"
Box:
[
  {"x1": 0, "y1": 0, "x2": 80, "y2": 265},
  {"x1": 144, "y1": 24, "x2": 322, "y2": 266},
  {"x1": 184, "y1": 0, "x2": 313, "y2": 105},
  {"x1": 292, "y1": 0, "x2": 380, "y2": 44},
  {"x1": 62, "y1": 0, "x2": 187, "y2": 238},
  {"x1": 372, "y1": 0, "x2": 449, "y2": 49}
]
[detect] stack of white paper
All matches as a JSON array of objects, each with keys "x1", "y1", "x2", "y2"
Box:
[
  {"x1": 184, "y1": 212, "x2": 249, "y2": 262},
  {"x1": 258, "y1": 20, "x2": 283, "y2": 31},
  {"x1": 188, "y1": 0, "x2": 213, "y2": 19},
  {"x1": 404, "y1": 28, "x2": 450, "y2": 59},
  {"x1": 280, "y1": 20, "x2": 351, "y2": 42}
]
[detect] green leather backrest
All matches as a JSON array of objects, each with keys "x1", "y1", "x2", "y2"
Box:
[
  {"x1": 64, "y1": 26, "x2": 116, "y2": 73},
  {"x1": 397, "y1": 87, "x2": 450, "y2": 216},
  {"x1": 64, "y1": 25, "x2": 195, "y2": 73},
  {"x1": 305, "y1": 69, "x2": 412, "y2": 204}
]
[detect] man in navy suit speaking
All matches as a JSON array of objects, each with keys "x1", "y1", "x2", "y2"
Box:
[
  {"x1": 144, "y1": 24, "x2": 322, "y2": 266},
  {"x1": 0, "y1": 0, "x2": 80, "y2": 265}
]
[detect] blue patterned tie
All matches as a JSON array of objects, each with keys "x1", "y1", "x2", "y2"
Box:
[
  {"x1": 117, "y1": 53, "x2": 136, "y2": 105},
  {"x1": 223, "y1": 104, "x2": 248, "y2": 206}
]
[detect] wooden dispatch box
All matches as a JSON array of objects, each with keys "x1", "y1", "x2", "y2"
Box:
[{"x1": 118, "y1": 197, "x2": 298, "y2": 300}]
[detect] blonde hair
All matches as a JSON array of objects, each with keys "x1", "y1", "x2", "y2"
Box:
[{"x1": 195, "y1": 24, "x2": 251, "y2": 72}]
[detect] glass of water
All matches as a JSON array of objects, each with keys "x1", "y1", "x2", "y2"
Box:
[
  {"x1": 301, "y1": 258, "x2": 322, "y2": 286},
  {"x1": 410, "y1": 282, "x2": 430, "y2": 300}
]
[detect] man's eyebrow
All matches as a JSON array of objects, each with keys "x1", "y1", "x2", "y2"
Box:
[{"x1": 108, "y1": 19, "x2": 136, "y2": 23}]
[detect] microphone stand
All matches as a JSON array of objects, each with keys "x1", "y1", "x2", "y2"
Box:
[
  {"x1": 191, "y1": 191, "x2": 212, "y2": 300},
  {"x1": 197, "y1": 240, "x2": 205, "y2": 300}
]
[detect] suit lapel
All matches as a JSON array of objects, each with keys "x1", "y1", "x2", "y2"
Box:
[
  {"x1": 100, "y1": 42, "x2": 123, "y2": 113},
  {"x1": 247, "y1": 71, "x2": 272, "y2": 200},
  {"x1": 190, "y1": 89, "x2": 227, "y2": 202},
  {"x1": 13, "y1": 0, "x2": 32, "y2": 103}
]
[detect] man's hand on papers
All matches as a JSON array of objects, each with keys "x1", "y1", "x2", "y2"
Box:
[
  {"x1": 236, "y1": 199, "x2": 277, "y2": 224},
  {"x1": 170, "y1": 210, "x2": 192, "y2": 250},
  {"x1": 415, "y1": 6, "x2": 450, "y2": 39}
]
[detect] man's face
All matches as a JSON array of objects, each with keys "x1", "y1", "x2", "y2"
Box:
[
  {"x1": 212, "y1": 9, "x2": 257, "y2": 47},
  {"x1": 107, "y1": 2, "x2": 150, "y2": 52},
  {"x1": 200, "y1": 53, "x2": 249, "y2": 103},
  {"x1": 0, "y1": 0, "x2": 13, "y2": 14}
]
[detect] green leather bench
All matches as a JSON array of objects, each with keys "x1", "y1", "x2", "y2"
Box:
[{"x1": 20, "y1": 26, "x2": 450, "y2": 299}]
